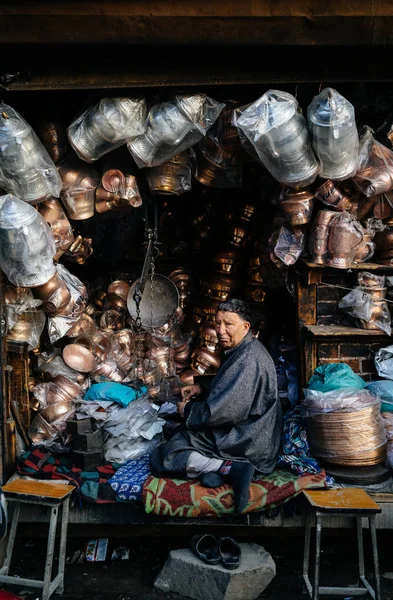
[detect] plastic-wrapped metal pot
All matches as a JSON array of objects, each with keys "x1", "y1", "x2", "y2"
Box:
[
  {"x1": 68, "y1": 97, "x2": 147, "y2": 163},
  {"x1": 38, "y1": 199, "x2": 74, "y2": 260},
  {"x1": 234, "y1": 90, "x2": 319, "y2": 188},
  {"x1": 57, "y1": 155, "x2": 100, "y2": 220},
  {"x1": 308, "y1": 88, "x2": 359, "y2": 180},
  {"x1": 0, "y1": 194, "x2": 56, "y2": 287},
  {"x1": 128, "y1": 94, "x2": 224, "y2": 168},
  {"x1": 0, "y1": 104, "x2": 62, "y2": 203}
]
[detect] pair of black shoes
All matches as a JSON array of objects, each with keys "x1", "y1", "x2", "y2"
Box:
[{"x1": 190, "y1": 534, "x2": 241, "y2": 570}]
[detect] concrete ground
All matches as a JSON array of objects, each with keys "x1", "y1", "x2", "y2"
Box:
[{"x1": 2, "y1": 529, "x2": 393, "y2": 600}]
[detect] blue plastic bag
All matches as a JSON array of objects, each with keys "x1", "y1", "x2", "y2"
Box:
[
  {"x1": 307, "y1": 363, "x2": 365, "y2": 393},
  {"x1": 366, "y1": 380, "x2": 393, "y2": 412},
  {"x1": 84, "y1": 383, "x2": 147, "y2": 407}
]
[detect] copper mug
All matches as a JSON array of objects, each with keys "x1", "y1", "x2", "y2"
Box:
[{"x1": 57, "y1": 155, "x2": 100, "y2": 220}]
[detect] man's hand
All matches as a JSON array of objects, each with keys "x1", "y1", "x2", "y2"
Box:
[{"x1": 180, "y1": 384, "x2": 201, "y2": 402}]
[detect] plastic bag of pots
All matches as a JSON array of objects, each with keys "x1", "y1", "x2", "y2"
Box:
[
  {"x1": 67, "y1": 97, "x2": 147, "y2": 163},
  {"x1": 269, "y1": 223, "x2": 306, "y2": 267},
  {"x1": 5, "y1": 287, "x2": 46, "y2": 351},
  {"x1": 309, "y1": 210, "x2": 364, "y2": 268},
  {"x1": 57, "y1": 155, "x2": 100, "y2": 220},
  {"x1": 0, "y1": 194, "x2": 57, "y2": 287},
  {"x1": 194, "y1": 138, "x2": 242, "y2": 189},
  {"x1": 233, "y1": 90, "x2": 319, "y2": 188},
  {"x1": 47, "y1": 264, "x2": 88, "y2": 344},
  {"x1": 353, "y1": 126, "x2": 393, "y2": 197},
  {"x1": 0, "y1": 104, "x2": 63, "y2": 204},
  {"x1": 339, "y1": 287, "x2": 391, "y2": 335},
  {"x1": 307, "y1": 87, "x2": 359, "y2": 181},
  {"x1": 146, "y1": 151, "x2": 193, "y2": 196},
  {"x1": 128, "y1": 94, "x2": 224, "y2": 168}
]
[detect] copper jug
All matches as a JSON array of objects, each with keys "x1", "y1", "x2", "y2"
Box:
[{"x1": 326, "y1": 213, "x2": 364, "y2": 269}]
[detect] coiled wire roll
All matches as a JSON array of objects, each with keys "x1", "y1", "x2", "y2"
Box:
[{"x1": 305, "y1": 404, "x2": 387, "y2": 466}]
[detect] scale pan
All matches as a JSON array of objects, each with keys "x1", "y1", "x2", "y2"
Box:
[{"x1": 127, "y1": 274, "x2": 179, "y2": 328}]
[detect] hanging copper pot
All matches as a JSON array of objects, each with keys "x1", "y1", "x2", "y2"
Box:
[
  {"x1": 63, "y1": 343, "x2": 96, "y2": 373},
  {"x1": 64, "y1": 235, "x2": 93, "y2": 265},
  {"x1": 33, "y1": 271, "x2": 71, "y2": 314},
  {"x1": 309, "y1": 209, "x2": 337, "y2": 265},
  {"x1": 100, "y1": 310, "x2": 125, "y2": 331},
  {"x1": 104, "y1": 292, "x2": 127, "y2": 313},
  {"x1": 200, "y1": 274, "x2": 237, "y2": 302},
  {"x1": 92, "y1": 360, "x2": 125, "y2": 382},
  {"x1": 225, "y1": 219, "x2": 250, "y2": 248},
  {"x1": 280, "y1": 188, "x2": 315, "y2": 225},
  {"x1": 244, "y1": 283, "x2": 267, "y2": 304},
  {"x1": 38, "y1": 118, "x2": 69, "y2": 164},
  {"x1": 102, "y1": 169, "x2": 125, "y2": 193},
  {"x1": 57, "y1": 156, "x2": 99, "y2": 220},
  {"x1": 198, "y1": 321, "x2": 220, "y2": 352},
  {"x1": 191, "y1": 347, "x2": 221, "y2": 375},
  {"x1": 314, "y1": 180, "x2": 356, "y2": 213},
  {"x1": 179, "y1": 369, "x2": 198, "y2": 384},
  {"x1": 147, "y1": 152, "x2": 191, "y2": 196},
  {"x1": 66, "y1": 313, "x2": 97, "y2": 338},
  {"x1": 145, "y1": 346, "x2": 175, "y2": 377},
  {"x1": 38, "y1": 198, "x2": 74, "y2": 260},
  {"x1": 108, "y1": 280, "x2": 131, "y2": 300},
  {"x1": 52, "y1": 375, "x2": 81, "y2": 399},
  {"x1": 40, "y1": 400, "x2": 73, "y2": 424},
  {"x1": 214, "y1": 250, "x2": 242, "y2": 275}
]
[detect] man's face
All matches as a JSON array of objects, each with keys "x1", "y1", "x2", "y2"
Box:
[{"x1": 215, "y1": 310, "x2": 250, "y2": 349}]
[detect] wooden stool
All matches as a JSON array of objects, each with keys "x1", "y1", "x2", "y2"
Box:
[
  {"x1": 302, "y1": 488, "x2": 382, "y2": 600},
  {"x1": 0, "y1": 479, "x2": 74, "y2": 600}
]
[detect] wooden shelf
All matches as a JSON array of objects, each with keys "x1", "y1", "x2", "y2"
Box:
[
  {"x1": 302, "y1": 260, "x2": 393, "y2": 272},
  {"x1": 305, "y1": 325, "x2": 389, "y2": 338}
]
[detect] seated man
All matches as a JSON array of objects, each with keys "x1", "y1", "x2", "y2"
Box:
[{"x1": 150, "y1": 298, "x2": 283, "y2": 513}]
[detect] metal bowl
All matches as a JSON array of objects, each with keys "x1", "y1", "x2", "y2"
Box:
[
  {"x1": 63, "y1": 343, "x2": 96, "y2": 373},
  {"x1": 127, "y1": 274, "x2": 179, "y2": 329}
]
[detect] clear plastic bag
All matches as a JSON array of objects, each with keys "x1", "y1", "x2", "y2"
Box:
[
  {"x1": 67, "y1": 97, "x2": 147, "y2": 163},
  {"x1": 269, "y1": 224, "x2": 306, "y2": 267},
  {"x1": 233, "y1": 90, "x2": 319, "y2": 187},
  {"x1": 302, "y1": 387, "x2": 379, "y2": 415},
  {"x1": 339, "y1": 287, "x2": 391, "y2": 335},
  {"x1": 353, "y1": 126, "x2": 393, "y2": 197},
  {"x1": 307, "y1": 88, "x2": 359, "y2": 180},
  {"x1": 47, "y1": 264, "x2": 88, "y2": 343},
  {"x1": 28, "y1": 409, "x2": 75, "y2": 447},
  {"x1": 128, "y1": 94, "x2": 224, "y2": 168},
  {"x1": 0, "y1": 194, "x2": 56, "y2": 287},
  {"x1": 325, "y1": 211, "x2": 364, "y2": 269},
  {"x1": 57, "y1": 155, "x2": 100, "y2": 220},
  {"x1": 301, "y1": 388, "x2": 386, "y2": 462},
  {"x1": 374, "y1": 345, "x2": 393, "y2": 380},
  {"x1": 5, "y1": 287, "x2": 45, "y2": 350},
  {"x1": 146, "y1": 151, "x2": 193, "y2": 196},
  {"x1": 0, "y1": 104, "x2": 63, "y2": 203},
  {"x1": 38, "y1": 351, "x2": 83, "y2": 382}
]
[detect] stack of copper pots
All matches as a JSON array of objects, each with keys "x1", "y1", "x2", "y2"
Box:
[
  {"x1": 244, "y1": 254, "x2": 267, "y2": 305},
  {"x1": 168, "y1": 268, "x2": 193, "y2": 309}
]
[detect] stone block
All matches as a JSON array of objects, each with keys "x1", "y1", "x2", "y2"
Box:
[
  {"x1": 72, "y1": 430, "x2": 103, "y2": 452},
  {"x1": 154, "y1": 542, "x2": 276, "y2": 600}
]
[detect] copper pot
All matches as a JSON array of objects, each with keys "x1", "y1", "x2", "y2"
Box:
[
  {"x1": 214, "y1": 250, "x2": 242, "y2": 275},
  {"x1": 244, "y1": 283, "x2": 266, "y2": 304},
  {"x1": 200, "y1": 274, "x2": 237, "y2": 302},
  {"x1": 85, "y1": 302, "x2": 99, "y2": 317},
  {"x1": 66, "y1": 314, "x2": 97, "y2": 338},
  {"x1": 248, "y1": 268, "x2": 264, "y2": 283},
  {"x1": 40, "y1": 400, "x2": 73, "y2": 424},
  {"x1": 198, "y1": 321, "x2": 220, "y2": 352},
  {"x1": 280, "y1": 189, "x2": 315, "y2": 225},
  {"x1": 327, "y1": 213, "x2": 364, "y2": 269},
  {"x1": 309, "y1": 210, "x2": 337, "y2": 264},
  {"x1": 38, "y1": 199, "x2": 74, "y2": 260},
  {"x1": 359, "y1": 286, "x2": 387, "y2": 299},
  {"x1": 52, "y1": 375, "x2": 81, "y2": 399},
  {"x1": 353, "y1": 230, "x2": 375, "y2": 264},
  {"x1": 92, "y1": 360, "x2": 125, "y2": 382},
  {"x1": 359, "y1": 299, "x2": 389, "y2": 330},
  {"x1": 191, "y1": 347, "x2": 221, "y2": 375},
  {"x1": 63, "y1": 343, "x2": 96, "y2": 373},
  {"x1": 38, "y1": 118, "x2": 68, "y2": 164},
  {"x1": 314, "y1": 180, "x2": 355, "y2": 212},
  {"x1": 225, "y1": 220, "x2": 250, "y2": 248},
  {"x1": 64, "y1": 235, "x2": 94, "y2": 265},
  {"x1": 57, "y1": 156, "x2": 99, "y2": 220},
  {"x1": 7, "y1": 313, "x2": 38, "y2": 345},
  {"x1": 108, "y1": 280, "x2": 130, "y2": 301},
  {"x1": 192, "y1": 297, "x2": 221, "y2": 323},
  {"x1": 147, "y1": 152, "x2": 191, "y2": 196},
  {"x1": 104, "y1": 292, "x2": 127, "y2": 314},
  {"x1": 33, "y1": 271, "x2": 71, "y2": 314},
  {"x1": 374, "y1": 228, "x2": 393, "y2": 253},
  {"x1": 179, "y1": 369, "x2": 198, "y2": 384},
  {"x1": 145, "y1": 346, "x2": 175, "y2": 378}
]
